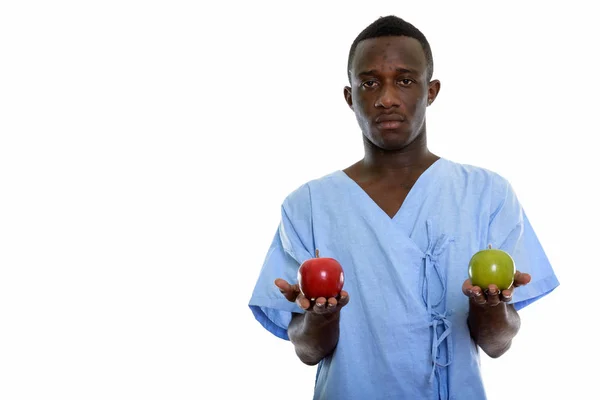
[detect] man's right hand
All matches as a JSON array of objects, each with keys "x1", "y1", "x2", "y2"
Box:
[{"x1": 274, "y1": 278, "x2": 350, "y2": 315}]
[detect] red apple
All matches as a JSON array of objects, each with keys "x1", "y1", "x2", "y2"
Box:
[{"x1": 297, "y1": 249, "x2": 344, "y2": 300}]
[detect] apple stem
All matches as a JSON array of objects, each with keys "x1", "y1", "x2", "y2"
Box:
[{"x1": 315, "y1": 249, "x2": 320, "y2": 258}]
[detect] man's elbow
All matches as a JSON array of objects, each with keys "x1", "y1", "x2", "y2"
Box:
[
  {"x1": 482, "y1": 339, "x2": 513, "y2": 359},
  {"x1": 299, "y1": 356, "x2": 321, "y2": 366},
  {"x1": 295, "y1": 349, "x2": 323, "y2": 366}
]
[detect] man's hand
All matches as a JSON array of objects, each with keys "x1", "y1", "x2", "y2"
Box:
[
  {"x1": 462, "y1": 271, "x2": 531, "y2": 307},
  {"x1": 274, "y1": 278, "x2": 350, "y2": 315},
  {"x1": 464, "y1": 271, "x2": 531, "y2": 357}
]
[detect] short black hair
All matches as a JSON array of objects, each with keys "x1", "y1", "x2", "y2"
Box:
[{"x1": 347, "y1": 15, "x2": 434, "y2": 83}]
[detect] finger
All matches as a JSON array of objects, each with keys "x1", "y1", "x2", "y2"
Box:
[
  {"x1": 274, "y1": 278, "x2": 289, "y2": 291},
  {"x1": 274, "y1": 278, "x2": 300, "y2": 302},
  {"x1": 513, "y1": 271, "x2": 531, "y2": 287},
  {"x1": 296, "y1": 293, "x2": 311, "y2": 310},
  {"x1": 501, "y1": 289, "x2": 513, "y2": 303},
  {"x1": 486, "y1": 285, "x2": 501, "y2": 307},
  {"x1": 327, "y1": 297, "x2": 338, "y2": 309},
  {"x1": 462, "y1": 278, "x2": 475, "y2": 296},
  {"x1": 338, "y1": 291, "x2": 350, "y2": 307},
  {"x1": 312, "y1": 297, "x2": 328, "y2": 314},
  {"x1": 471, "y1": 287, "x2": 486, "y2": 306},
  {"x1": 465, "y1": 284, "x2": 480, "y2": 299}
]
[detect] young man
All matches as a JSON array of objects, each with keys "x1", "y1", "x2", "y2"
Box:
[{"x1": 248, "y1": 15, "x2": 559, "y2": 400}]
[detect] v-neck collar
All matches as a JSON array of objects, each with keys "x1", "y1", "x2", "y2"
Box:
[{"x1": 335, "y1": 157, "x2": 446, "y2": 223}]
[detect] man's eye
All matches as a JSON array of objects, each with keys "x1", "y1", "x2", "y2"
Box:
[
  {"x1": 362, "y1": 80, "x2": 377, "y2": 88},
  {"x1": 399, "y1": 79, "x2": 413, "y2": 86}
]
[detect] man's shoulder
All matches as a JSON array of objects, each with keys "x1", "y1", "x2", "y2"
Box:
[
  {"x1": 281, "y1": 170, "x2": 340, "y2": 208},
  {"x1": 442, "y1": 158, "x2": 511, "y2": 188}
]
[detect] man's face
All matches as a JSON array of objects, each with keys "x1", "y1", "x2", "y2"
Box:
[{"x1": 344, "y1": 36, "x2": 439, "y2": 151}]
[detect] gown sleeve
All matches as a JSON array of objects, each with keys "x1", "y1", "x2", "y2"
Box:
[
  {"x1": 487, "y1": 177, "x2": 560, "y2": 311},
  {"x1": 248, "y1": 184, "x2": 316, "y2": 340}
]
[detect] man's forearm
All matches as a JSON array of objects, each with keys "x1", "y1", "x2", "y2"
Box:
[
  {"x1": 288, "y1": 312, "x2": 341, "y2": 365},
  {"x1": 468, "y1": 303, "x2": 521, "y2": 358}
]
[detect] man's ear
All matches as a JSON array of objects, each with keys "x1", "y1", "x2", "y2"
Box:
[
  {"x1": 426, "y1": 79, "x2": 441, "y2": 106},
  {"x1": 344, "y1": 86, "x2": 353, "y2": 110}
]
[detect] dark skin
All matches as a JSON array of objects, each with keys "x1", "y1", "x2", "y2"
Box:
[
  {"x1": 464, "y1": 272, "x2": 531, "y2": 358},
  {"x1": 274, "y1": 278, "x2": 349, "y2": 365},
  {"x1": 276, "y1": 35, "x2": 531, "y2": 365}
]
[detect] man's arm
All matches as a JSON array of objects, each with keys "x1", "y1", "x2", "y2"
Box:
[
  {"x1": 467, "y1": 299, "x2": 520, "y2": 358},
  {"x1": 288, "y1": 311, "x2": 341, "y2": 365}
]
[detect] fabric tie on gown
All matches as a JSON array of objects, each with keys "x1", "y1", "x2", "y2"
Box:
[{"x1": 421, "y1": 220, "x2": 454, "y2": 395}]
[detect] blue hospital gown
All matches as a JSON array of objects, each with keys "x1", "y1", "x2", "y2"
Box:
[{"x1": 248, "y1": 158, "x2": 559, "y2": 400}]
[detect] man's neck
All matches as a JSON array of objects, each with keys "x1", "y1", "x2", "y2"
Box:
[{"x1": 361, "y1": 139, "x2": 438, "y2": 179}]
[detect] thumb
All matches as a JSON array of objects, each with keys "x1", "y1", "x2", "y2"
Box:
[{"x1": 274, "y1": 278, "x2": 300, "y2": 302}]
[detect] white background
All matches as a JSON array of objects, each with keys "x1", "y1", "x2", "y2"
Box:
[{"x1": 1, "y1": 1, "x2": 597, "y2": 399}]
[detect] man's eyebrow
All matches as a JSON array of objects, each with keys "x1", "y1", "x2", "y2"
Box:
[
  {"x1": 357, "y1": 67, "x2": 416, "y2": 77},
  {"x1": 357, "y1": 69, "x2": 377, "y2": 77},
  {"x1": 395, "y1": 67, "x2": 416, "y2": 74}
]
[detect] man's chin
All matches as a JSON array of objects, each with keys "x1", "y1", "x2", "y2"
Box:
[{"x1": 368, "y1": 132, "x2": 412, "y2": 151}]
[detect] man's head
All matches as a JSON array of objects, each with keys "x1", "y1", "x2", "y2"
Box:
[
  {"x1": 347, "y1": 16, "x2": 434, "y2": 84},
  {"x1": 344, "y1": 15, "x2": 440, "y2": 152}
]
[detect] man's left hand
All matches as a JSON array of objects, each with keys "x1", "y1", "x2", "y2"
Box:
[{"x1": 462, "y1": 271, "x2": 531, "y2": 307}]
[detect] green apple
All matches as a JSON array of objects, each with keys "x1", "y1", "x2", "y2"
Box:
[{"x1": 468, "y1": 244, "x2": 516, "y2": 290}]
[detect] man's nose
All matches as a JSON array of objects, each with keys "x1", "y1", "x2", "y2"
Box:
[{"x1": 375, "y1": 84, "x2": 401, "y2": 108}]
